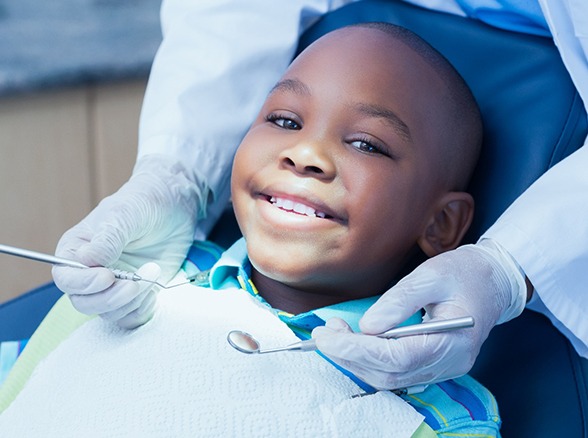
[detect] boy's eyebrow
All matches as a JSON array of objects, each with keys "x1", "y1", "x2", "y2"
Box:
[
  {"x1": 269, "y1": 78, "x2": 311, "y2": 96},
  {"x1": 269, "y1": 79, "x2": 412, "y2": 142},
  {"x1": 354, "y1": 103, "x2": 412, "y2": 142}
]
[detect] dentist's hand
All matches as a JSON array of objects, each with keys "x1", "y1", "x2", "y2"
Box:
[
  {"x1": 52, "y1": 154, "x2": 208, "y2": 329},
  {"x1": 312, "y1": 239, "x2": 528, "y2": 390}
]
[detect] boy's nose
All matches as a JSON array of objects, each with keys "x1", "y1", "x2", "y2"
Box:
[{"x1": 279, "y1": 142, "x2": 336, "y2": 179}]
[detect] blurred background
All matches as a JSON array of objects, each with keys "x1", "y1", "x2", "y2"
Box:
[{"x1": 0, "y1": 0, "x2": 162, "y2": 303}]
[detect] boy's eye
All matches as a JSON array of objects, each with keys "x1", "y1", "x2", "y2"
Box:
[
  {"x1": 267, "y1": 113, "x2": 301, "y2": 130},
  {"x1": 350, "y1": 138, "x2": 388, "y2": 157}
]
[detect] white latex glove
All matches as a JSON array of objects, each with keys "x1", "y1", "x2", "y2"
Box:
[
  {"x1": 99, "y1": 262, "x2": 162, "y2": 329},
  {"x1": 312, "y1": 239, "x2": 528, "y2": 390},
  {"x1": 52, "y1": 154, "x2": 208, "y2": 329}
]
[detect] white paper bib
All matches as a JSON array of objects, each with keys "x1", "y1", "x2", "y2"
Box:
[{"x1": 0, "y1": 284, "x2": 423, "y2": 437}]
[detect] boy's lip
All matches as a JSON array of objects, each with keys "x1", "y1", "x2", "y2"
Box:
[{"x1": 254, "y1": 187, "x2": 346, "y2": 224}]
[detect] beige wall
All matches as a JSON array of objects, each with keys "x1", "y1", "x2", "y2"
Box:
[{"x1": 0, "y1": 80, "x2": 147, "y2": 304}]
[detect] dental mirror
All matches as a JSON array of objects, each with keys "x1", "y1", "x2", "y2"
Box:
[
  {"x1": 227, "y1": 316, "x2": 474, "y2": 355},
  {"x1": 227, "y1": 330, "x2": 261, "y2": 354},
  {"x1": 227, "y1": 330, "x2": 317, "y2": 354}
]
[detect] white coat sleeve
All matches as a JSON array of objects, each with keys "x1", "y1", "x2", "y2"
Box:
[
  {"x1": 484, "y1": 0, "x2": 588, "y2": 357},
  {"x1": 138, "y1": 0, "x2": 354, "y2": 237}
]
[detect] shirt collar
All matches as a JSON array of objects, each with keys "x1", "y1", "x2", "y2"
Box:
[{"x1": 209, "y1": 237, "x2": 248, "y2": 289}]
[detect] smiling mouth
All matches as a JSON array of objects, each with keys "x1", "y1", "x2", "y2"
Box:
[{"x1": 266, "y1": 196, "x2": 332, "y2": 219}]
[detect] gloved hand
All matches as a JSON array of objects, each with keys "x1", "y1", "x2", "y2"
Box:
[
  {"x1": 93, "y1": 261, "x2": 162, "y2": 329},
  {"x1": 52, "y1": 154, "x2": 208, "y2": 329},
  {"x1": 312, "y1": 239, "x2": 528, "y2": 390}
]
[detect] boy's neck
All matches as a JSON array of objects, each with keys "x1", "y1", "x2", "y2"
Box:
[
  {"x1": 250, "y1": 268, "x2": 355, "y2": 315},
  {"x1": 246, "y1": 248, "x2": 424, "y2": 315}
]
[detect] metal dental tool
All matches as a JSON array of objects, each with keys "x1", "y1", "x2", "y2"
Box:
[
  {"x1": 0, "y1": 243, "x2": 208, "y2": 289},
  {"x1": 227, "y1": 316, "x2": 475, "y2": 354}
]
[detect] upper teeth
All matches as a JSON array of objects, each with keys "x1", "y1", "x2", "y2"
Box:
[{"x1": 270, "y1": 196, "x2": 327, "y2": 218}]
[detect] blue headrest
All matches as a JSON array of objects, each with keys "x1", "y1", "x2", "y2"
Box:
[{"x1": 297, "y1": 0, "x2": 587, "y2": 242}]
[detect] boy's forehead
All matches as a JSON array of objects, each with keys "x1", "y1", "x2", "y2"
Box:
[{"x1": 286, "y1": 26, "x2": 431, "y2": 84}]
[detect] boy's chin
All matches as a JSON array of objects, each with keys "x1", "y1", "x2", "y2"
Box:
[
  {"x1": 250, "y1": 257, "x2": 312, "y2": 285},
  {"x1": 246, "y1": 237, "x2": 324, "y2": 272}
]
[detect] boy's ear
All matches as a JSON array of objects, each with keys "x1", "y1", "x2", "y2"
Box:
[{"x1": 417, "y1": 192, "x2": 474, "y2": 257}]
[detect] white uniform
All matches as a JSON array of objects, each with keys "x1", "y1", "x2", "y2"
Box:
[{"x1": 138, "y1": 0, "x2": 588, "y2": 357}]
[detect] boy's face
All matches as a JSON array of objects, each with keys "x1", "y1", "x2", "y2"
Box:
[{"x1": 231, "y1": 27, "x2": 452, "y2": 303}]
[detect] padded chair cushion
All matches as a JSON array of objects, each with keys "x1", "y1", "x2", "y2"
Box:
[
  {"x1": 474, "y1": 310, "x2": 588, "y2": 437},
  {"x1": 0, "y1": 282, "x2": 62, "y2": 341}
]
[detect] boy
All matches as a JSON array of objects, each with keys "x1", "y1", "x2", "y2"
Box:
[{"x1": 0, "y1": 23, "x2": 498, "y2": 436}]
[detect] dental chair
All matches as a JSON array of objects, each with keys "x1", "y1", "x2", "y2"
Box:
[{"x1": 1, "y1": 1, "x2": 586, "y2": 436}]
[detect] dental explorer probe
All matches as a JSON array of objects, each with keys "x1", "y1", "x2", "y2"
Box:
[{"x1": 0, "y1": 243, "x2": 206, "y2": 289}]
